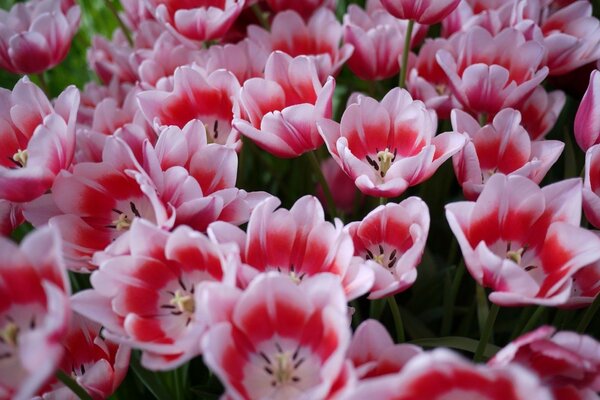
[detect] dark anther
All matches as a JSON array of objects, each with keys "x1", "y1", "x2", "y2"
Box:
[
  {"x1": 213, "y1": 120, "x2": 219, "y2": 139},
  {"x1": 130, "y1": 202, "x2": 141, "y2": 217}
]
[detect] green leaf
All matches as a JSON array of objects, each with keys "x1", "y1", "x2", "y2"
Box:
[
  {"x1": 408, "y1": 336, "x2": 501, "y2": 360},
  {"x1": 129, "y1": 352, "x2": 173, "y2": 400}
]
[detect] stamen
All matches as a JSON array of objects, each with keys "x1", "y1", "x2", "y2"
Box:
[
  {"x1": 170, "y1": 290, "x2": 195, "y2": 314},
  {"x1": 112, "y1": 213, "x2": 131, "y2": 231},
  {"x1": 12, "y1": 149, "x2": 28, "y2": 167},
  {"x1": 376, "y1": 148, "x2": 395, "y2": 178}
]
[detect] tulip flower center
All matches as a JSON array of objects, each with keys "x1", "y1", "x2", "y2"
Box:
[
  {"x1": 109, "y1": 202, "x2": 141, "y2": 231},
  {"x1": 12, "y1": 149, "x2": 28, "y2": 167},
  {"x1": 260, "y1": 343, "x2": 305, "y2": 387},
  {"x1": 505, "y1": 243, "x2": 537, "y2": 272},
  {"x1": 366, "y1": 148, "x2": 397, "y2": 179},
  {"x1": 366, "y1": 245, "x2": 398, "y2": 270},
  {"x1": 170, "y1": 290, "x2": 195, "y2": 314}
]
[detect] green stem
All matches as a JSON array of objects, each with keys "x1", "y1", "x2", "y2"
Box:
[
  {"x1": 105, "y1": 0, "x2": 133, "y2": 46},
  {"x1": 34, "y1": 72, "x2": 49, "y2": 96},
  {"x1": 509, "y1": 307, "x2": 536, "y2": 340},
  {"x1": 577, "y1": 294, "x2": 600, "y2": 333},
  {"x1": 441, "y1": 261, "x2": 465, "y2": 336},
  {"x1": 519, "y1": 306, "x2": 546, "y2": 337},
  {"x1": 307, "y1": 151, "x2": 338, "y2": 219},
  {"x1": 369, "y1": 298, "x2": 386, "y2": 319},
  {"x1": 251, "y1": 4, "x2": 270, "y2": 30},
  {"x1": 398, "y1": 19, "x2": 414, "y2": 89},
  {"x1": 473, "y1": 302, "x2": 499, "y2": 363},
  {"x1": 55, "y1": 370, "x2": 94, "y2": 400},
  {"x1": 379, "y1": 196, "x2": 387, "y2": 206},
  {"x1": 387, "y1": 296, "x2": 405, "y2": 343}
]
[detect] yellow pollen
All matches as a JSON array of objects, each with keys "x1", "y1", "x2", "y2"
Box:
[
  {"x1": 1, "y1": 322, "x2": 19, "y2": 347},
  {"x1": 289, "y1": 271, "x2": 302, "y2": 284},
  {"x1": 170, "y1": 290, "x2": 195, "y2": 314},
  {"x1": 12, "y1": 149, "x2": 28, "y2": 167},
  {"x1": 112, "y1": 213, "x2": 131, "y2": 231},
  {"x1": 274, "y1": 352, "x2": 294, "y2": 384},
  {"x1": 506, "y1": 248, "x2": 524, "y2": 265},
  {"x1": 377, "y1": 148, "x2": 395, "y2": 178},
  {"x1": 435, "y1": 84, "x2": 446, "y2": 95},
  {"x1": 372, "y1": 254, "x2": 386, "y2": 266}
]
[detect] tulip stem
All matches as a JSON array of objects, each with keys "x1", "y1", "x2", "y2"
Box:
[
  {"x1": 577, "y1": 293, "x2": 600, "y2": 333},
  {"x1": 307, "y1": 151, "x2": 338, "y2": 219},
  {"x1": 251, "y1": 4, "x2": 270, "y2": 30},
  {"x1": 520, "y1": 306, "x2": 546, "y2": 336},
  {"x1": 34, "y1": 73, "x2": 49, "y2": 96},
  {"x1": 441, "y1": 261, "x2": 465, "y2": 336},
  {"x1": 398, "y1": 19, "x2": 414, "y2": 89},
  {"x1": 105, "y1": 0, "x2": 133, "y2": 46},
  {"x1": 55, "y1": 370, "x2": 94, "y2": 400},
  {"x1": 387, "y1": 295, "x2": 405, "y2": 343},
  {"x1": 473, "y1": 302, "x2": 499, "y2": 362}
]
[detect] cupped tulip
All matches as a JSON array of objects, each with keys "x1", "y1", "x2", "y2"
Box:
[
  {"x1": 451, "y1": 108, "x2": 563, "y2": 200},
  {"x1": 0, "y1": 0, "x2": 80, "y2": 74},
  {"x1": 71, "y1": 219, "x2": 238, "y2": 370},
  {"x1": 490, "y1": 326, "x2": 600, "y2": 399},
  {"x1": 247, "y1": 9, "x2": 353, "y2": 81},
  {"x1": 233, "y1": 51, "x2": 335, "y2": 158},
  {"x1": 208, "y1": 195, "x2": 374, "y2": 300},
  {"x1": 583, "y1": 144, "x2": 600, "y2": 228},
  {"x1": 36, "y1": 314, "x2": 130, "y2": 399},
  {"x1": 0, "y1": 227, "x2": 71, "y2": 400},
  {"x1": 0, "y1": 77, "x2": 79, "y2": 203},
  {"x1": 346, "y1": 198, "x2": 429, "y2": 298},
  {"x1": 151, "y1": 0, "x2": 246, "y2": 43},
  {"x1": 518, "y1": 86, "x2": 565, "y2": 141},
  {"x1": 343, "y1": 348, "x2": 553, "y2": 400},
  {"x1": 446, "y1": 174, "x2": 600, "y2": 306},
  {"x1": 343, "y1": 2, "x2": 421, "y2": 81},
  {"x1": 137, "y1": 65, "x2": 241, "y2": 148},
  {"x1": 347, "y1": 319, "x2": 422, "y2": 379},
  {"x1": 437, "y1": 26, "x2": 549, "y2": 117},
  {"x1": 318, "y1": 88, "x2": 465, "y2": 198},
  {"x1": 198, "y1": 273, "x2": 351, "y2": 400},
  {"x1": 575, "y1": 69, "x2": 600, "y2": 152},
  {"x1": 380, "y1": 0, "x2": 461, "y2": 24},
  {"x1": 265, "y1": 0, "x2": 335, "y2": 18}
]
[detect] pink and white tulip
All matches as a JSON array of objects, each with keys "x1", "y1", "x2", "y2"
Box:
[
  {"x1": 343, "y1": 348, "x2": 553, "y2": 400},
  {"x1": 318, "y1": 88, "x2": 466, "y2": 198},
  {"x1": 37, "y1": 314, "x2": 130, "y2": 399},
  {"x1": 209, "y1": 195, "x2": 374, "y2": 300},
  {"x1": 198, "y1": 272, "x2": 351, "y2": 400},
  {"x1": 583, "y1": 144, "x2": 600, "y2": 229},
  {"x1": 0, "y1": 0, "x2": 80, "y2": 74},
  {"x1": 380, "y1": 0, "x2": 461, "y2": 24},
  {"x1": 248, "y1": 9, "x2": 353, "y2": 81},
  {"x1": 138, "y1": 65, "x2": 241, "y2": 148},
  {"x1": 575, "y1": 69, "x2": 600, "y2": 152},
  {"x1": 71, "y1": 219, "x2": 238, "y2": 370},
  {"x1": 347, "y1": 319, "x2": 422, "y2": 379},
  {"x1": 265, "y1": 0, "x2": 336, "y2": 18},
  {"x1": 0, "y1": 200, "x2": 23, "y2": 236},
  {"x1": 151, "y1": 0, "x2": 246, "y2": 43},
  {"x1": 518, "y1": 86, "x2": 565, "y2": 141},
  {"x1": 446, "y1": 174, "x2": 600, "y2": 306},
  {"x1": 343, "y1": 2, "x2": 421, "y2": 81},
  {"x1": 490, "y1": 326, "x2": 600, "y2": 399},
  {"x1": 451, "y1": 108, "x2": 563, "y2": 200},
  {"x1": 346, "y1": 198, "x2": 429, "y2": 299},
  {"x1": 233, "y1": 51, "x2": 335, "y2": 158},
  {"x1": 437, "y1": 26, "x2": 549, "y2": 117},
  {"x1": 0, "y1": 77, "x2": 79, "y2": 203},
  {"x1": 0, "y1": 227, "x2": 70, "y2": 400}
]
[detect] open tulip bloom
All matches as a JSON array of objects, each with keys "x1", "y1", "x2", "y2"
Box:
[{"x1": 3, "y1": 0, "x2": 600, "y2": 399}]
